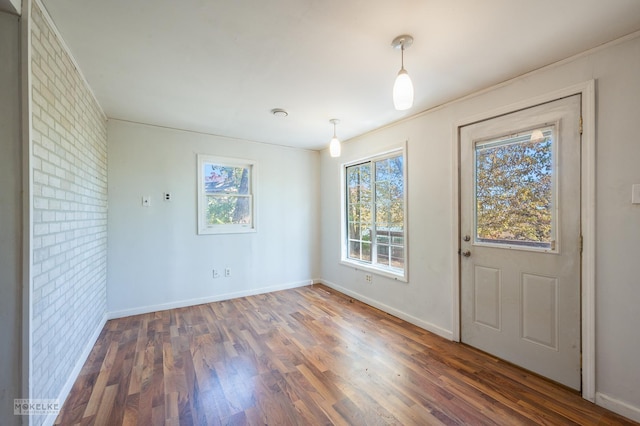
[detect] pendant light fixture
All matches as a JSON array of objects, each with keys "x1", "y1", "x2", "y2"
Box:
[
  {"x1": 391, "y1": 34, "x2": 414, "y2": 111},
  {"x1": 329, "y1": 119, "x2": 341, "y2": 158},
  {"x1": 530, "y1": 129, "x2": 545, "y2": 142}
]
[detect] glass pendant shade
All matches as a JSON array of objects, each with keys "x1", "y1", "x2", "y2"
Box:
[
  {"x1": 393, "y1": 68, "x2": 414, "y2": 110},
  {"x1": 530, "y1": 129, "x2": 545, "y2": 142},
  {"x1": 329, "y1": 136, "x2": 341, "y2": 157}
]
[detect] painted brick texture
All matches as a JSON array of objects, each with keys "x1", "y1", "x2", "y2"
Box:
[{"x1": 30, "y1": 0, "x2": 107, "y2": 412}]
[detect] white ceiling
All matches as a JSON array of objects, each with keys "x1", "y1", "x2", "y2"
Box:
[{"x1": 41, "y1": 0, "x2": 640, "y2": 151}]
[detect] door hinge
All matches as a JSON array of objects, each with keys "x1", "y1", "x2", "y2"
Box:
[
  {"x1": 579, "y1": 116, "x2": 583, "y2": 135},
  {"x1": 580, "y1": 235, "x2": 583, "y2": 254}
]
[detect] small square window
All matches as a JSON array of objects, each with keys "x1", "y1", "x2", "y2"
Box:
[{"x1": 197, "y1": 155, "x2": 257, "y2": 234}]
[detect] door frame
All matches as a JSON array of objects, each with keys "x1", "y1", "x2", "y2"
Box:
[{"x1": 451, "y1": 80, "x2": 596, "y2": 401}]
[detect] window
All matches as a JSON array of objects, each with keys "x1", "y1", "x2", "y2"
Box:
[
  {"x1": 197, "y1": 155, "x2": 256, "y2": 234},
  {"x1": 474, "y1": 126, "x2": 555, "y2": 250},
  {"x1": 343, "y1": 147, "x2": 407, "y2": 280}
]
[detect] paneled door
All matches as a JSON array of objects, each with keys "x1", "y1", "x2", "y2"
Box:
[{"x1": 460, "y1": 95, "x2": 582, "y2": 390}]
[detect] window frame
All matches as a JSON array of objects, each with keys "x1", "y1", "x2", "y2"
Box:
[
  {"x1": 340, "y1": 143, "x2": 408, "y2": 281},
  {"x1": 197, "y1": 154, "x2": 257, "y2": 235}
]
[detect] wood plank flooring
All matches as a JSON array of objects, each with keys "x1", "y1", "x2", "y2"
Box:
[{"x1": 56, "y1": 284, "x2": 636, "y2": 425}]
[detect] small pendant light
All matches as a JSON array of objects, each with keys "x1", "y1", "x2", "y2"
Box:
[
  {"x1": 530, "y1": 129, "x2": 545, "y2": 142},
  {"x1": 391, "y1": 34, "x2": 414, "y2": 111},
  {"x1": 329, "y1": 119, "x2": 341, "y2": 157}
]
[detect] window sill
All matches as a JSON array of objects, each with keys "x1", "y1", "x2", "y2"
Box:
[
  {"x1": 198, "y1": 226, "x2": 256, "y2": 235},
  {"x1": 340, "y1": 259, "x2": 408, "y2": 283}
]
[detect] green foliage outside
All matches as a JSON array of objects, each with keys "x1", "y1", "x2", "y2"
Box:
[
  {"x1": 205, "y1": 165, "x2": 250, "y2": 225},
  {"x1": 347, "y1": 163, "x2": 372, "y2": 261},
  {"x1": 475, "y1": 133, "x2": 552, "y2": 245},
  {"x1": 346, "y1": 155, "x2": 404, "y2": 267}
]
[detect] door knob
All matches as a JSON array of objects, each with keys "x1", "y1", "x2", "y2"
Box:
[
  {"x1": 462, "y1": 250, "x2": 471, "y2": 257},
  {"x1": 463, "y1": 235, "x2": 471, "y2": 242}
]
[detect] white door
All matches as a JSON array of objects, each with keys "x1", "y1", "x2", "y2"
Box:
[{"x1": 460, "y1": 95, "x2": 582, "y2": 390}]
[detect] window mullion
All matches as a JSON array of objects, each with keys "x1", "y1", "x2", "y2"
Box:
[{"x1": 371, "y1": 162, "x2": 377, "y2": 266}]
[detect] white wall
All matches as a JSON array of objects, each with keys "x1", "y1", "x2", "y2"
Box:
[
  {"x1": 320, "y1": 109, "x2": 457, "y2": 338},
  {"x1": 107, "y1": 120, "x2": 319, "y2": 316},
  {"x1": 320, "y1": 34, "x2": 640, "y2": 420},
  {"x1": 29, "y1": 3, "x2": 108, "y2": 423},
  {"x1": 0, "y1": 10, "x2": 22, "y2": 426}
]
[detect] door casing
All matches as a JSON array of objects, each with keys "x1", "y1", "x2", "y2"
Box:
[{"x1": 451, "y1": 80, "x2": 596, "y2": 401}]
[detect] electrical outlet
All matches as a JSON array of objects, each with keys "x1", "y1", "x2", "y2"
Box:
[
  {"x1": 164, "y1": 192, "x2": 172, "y2": 201},
  {"x1": 365, "y1": 274, "x2": 372, "y2": 283},
  {"x1": 225, "y1": 267, "x2": 231, "y2": 277},
  {"x1": 213, "y1": 269, "x2": 219, "y2": 278}
]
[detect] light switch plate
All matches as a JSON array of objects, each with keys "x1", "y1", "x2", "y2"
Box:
[{"x1": 632, "y1": 184, "x2": 640, "y2": 204}]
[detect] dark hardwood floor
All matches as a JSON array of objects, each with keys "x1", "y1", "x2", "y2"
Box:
[{"x1": 56, "y1": 284, "x2": 636, "y2": 425}]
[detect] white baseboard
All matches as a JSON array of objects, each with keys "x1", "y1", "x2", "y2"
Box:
[
  {"x1": 596, "y1": 392, "x2": 640, "y2": 423},
  {"x1": 318, "y1": 279, "x2": 453, "y2": 340},
  {"x1": 42, "y1": 313, "x2": 108, "y2": 426},
  {"x1": 107, "y1": 279, "x2": 312, "y2": 319}
]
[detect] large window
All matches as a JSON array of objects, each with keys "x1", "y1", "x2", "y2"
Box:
[
  {"x1": 197, "y1": 155, "x2": 256, "y2": 234},
  {"x1": 343, "y1": 147, "x2": 406, "y2": 279}
]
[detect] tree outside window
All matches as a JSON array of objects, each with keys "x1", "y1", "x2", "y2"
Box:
[
  {"x1": 474, "y1": 128, "x2": 554, "y2": 249},
  {"x1": 197, "y1": 155, "x2": 256, "y2": 234},
  {"x1": 344, "y1": 148, "x2": 406, "y2": 279}
]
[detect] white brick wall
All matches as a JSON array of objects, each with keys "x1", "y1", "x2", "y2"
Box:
[{"x1": 30, "y1": 1, "x2": 108, "y2": 416}]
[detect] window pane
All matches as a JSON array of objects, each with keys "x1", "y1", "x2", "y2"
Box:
[
  {"x1": 377, "y1": 244, "x2": 389, "y2": 266},
  {"x1": 348, "y1": 222, "x2": 360, "y2": 240},
  {"x1": 376, "y1": 231, "x2": 390, "y2": 245},
  {"x1": 375, "y1": 180, "x2": 389, "y2": 198},
  {"x1": 376, "y1": 154, "x2": 404, "y2": 269},
  {"x1": 391, "y1": 246, "x2": 404, "y2": 269},
  {"x1": 347, "y1": 164, "x2": 371, "y2": 199},
  {"x1": 349, "y1": 241, "x2": 361, "y2": 259},
  {"x1": 346, "y1": 163, "x2": 373, "y2": 263},
  {"x1": 206, "y1": 195, "x2": 251, "y2": 225},
  {"x1": 360, "y1": 201, "x2": 372, "y2": 224},
  {"x1": 389, "y1": 156, "x2": 403, "y2": 189},
  {"x1": 376, "y1": 203, "x2": 391, "y2": 225},
  {"x1": 362, "y1": 242, "x2": 372, "y2": 262},
  {"x1": 347, "y1": 204, "x2": 356, "y2": 221},
  {"x1": 391, "y1": 232, "x2": 404, "y2": 245},
  {"x1": 390, "y1": 202, "x2": 403, "y2": 222},
  {"x1": 347, "y1": 168, "x2": 360, "y2": 205},
  {"x1": 475, "y1": 128, "x2": 554, "y2": 248},
  {"x1": 204, "y1": 164, "x2": 250, "y2": 194},
  {"x1": 359, "y1": 166, "x2": 372, "y2": 204},
  {"x1": 375, "y1": 154, "x2": 403, "y2": 229},
  {"x1": 375, "y1": 158, "x2": 390, "y2": 182}
]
